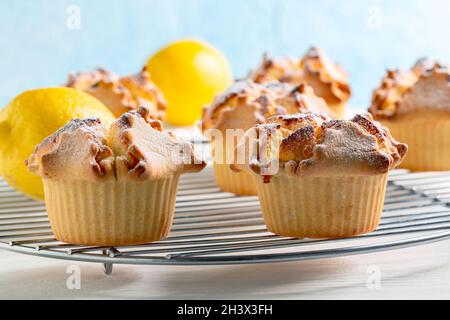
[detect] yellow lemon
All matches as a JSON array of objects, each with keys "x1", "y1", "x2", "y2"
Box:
[
  {"x1": 146, "y1": 39, "x2": 233, "y2": 126},
  {"x1": 0, "y1": 87, "x2": 115, "y2": 200}
]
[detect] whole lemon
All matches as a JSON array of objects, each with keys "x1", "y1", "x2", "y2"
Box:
[
  {"x1": 146, "y1": 39, "x2": 233, "y2": 126},
  {"x1": 0, "y1": 87, "x2": 115, "y2": 200}
]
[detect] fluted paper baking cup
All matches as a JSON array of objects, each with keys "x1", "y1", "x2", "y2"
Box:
[
  {"x1": 43, "y1": 175, "x2": 179, "y2": 246},
  {"x1": 381, "y1": 118, "x2": 450, "y2": 171},
  {"x1": 256, "y1": 173, "x2": 388, "y2": 238},
  {"x1": 213, "y1": 163, "x2": 257, "y2": 195},
  {"x1": 211, "y1": 139, "x2": 257, "y2": 195}
]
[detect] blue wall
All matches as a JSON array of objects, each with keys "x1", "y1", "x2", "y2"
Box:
[{"x1": 1, "y1": 0, "x2": 449, "y2": 112}]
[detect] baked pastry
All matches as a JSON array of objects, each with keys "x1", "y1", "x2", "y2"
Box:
[
  {"x1": 233, "y1": 113, "x2": 407, "y2": 238},
  {"x1": 26, "y1": 106, "x2": 205, "y2": 246},
  {"x1": 369, "y1": 59, "x2": 450, "y2": 171},
  {"x1": 249, "y1": 47, "x2": 351, "y2": 118},
  {"x1": 67, "y1": 67, "x2": 166, "y2": 119},
  {"x1": 202, "y1": 80, "x2": 335, "y2": 195}
]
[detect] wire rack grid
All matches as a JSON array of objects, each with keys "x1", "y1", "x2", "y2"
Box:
[{"x1": 1, "y1": 166, "x2": 450, "y2": 274}]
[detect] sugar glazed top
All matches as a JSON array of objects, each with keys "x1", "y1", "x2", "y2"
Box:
[
  {"x1": 369, "y1": 59, "x2": 450, "y2": 119},
  {"x1": 202, "y1": 79, "x2": 336, "y2": 134},
  {"x1": 26, "y1": 107, "x2": 205, "y2": 182},
  {"x1": 248, "y1": 47, "x2": 351, "y2": 106},
  {"x1": 234, "y1": 113, "x2": 407, "y2": 179}
]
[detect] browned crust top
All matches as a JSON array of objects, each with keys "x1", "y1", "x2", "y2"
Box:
[
  {"x1": 369, "y1": 59, "x2": 450, "y2": 119},
  {"x1": 67, "y1": 67, "x2": 166, "y2": 119},
  {"x1": 201, "y1": 79, "x2": 336, "y2": 134},
  {"x1": 236, "y1": 113, "x2": 407, "y2": 178},
  {"x1": 249, "y1": 47, "x2": 351, "y2": 105},
  {"x1": 26, "y1": 106, "x2": 205, "y2": 182}
]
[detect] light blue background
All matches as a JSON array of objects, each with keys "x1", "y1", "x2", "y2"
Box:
[{"x1": 1, "y1": 0, "x2": 449, "y2": 112}]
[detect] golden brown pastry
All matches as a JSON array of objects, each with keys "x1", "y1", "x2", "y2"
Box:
[
  {"x1": 202, "y1": 80, "x2": 280, "y2": 133},
  {"x1": 234, "y1": 113, "x2": 407, "y2": 238},
  {"x1": 67, "y1": 67, "x2": 166, "y2": 119},
  {"x1": 202, "y1": 80, "x2": 335, "y2": 195},
  {"x1": 369, "y1": 59, "x2": 450, "y2": 171},
  {"x1": 264, "y1": 82, "x2": 337, "y2": 118},
  {"x1": 27, "y1": 106, "x2": 205, "y2": 246},
  {"x1": 249, "y1": 47, "x2": 351, "y2": 118}
]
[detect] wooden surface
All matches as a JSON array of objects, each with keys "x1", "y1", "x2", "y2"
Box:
[{"x1": 1, "y1": 239, "x2": 450, "y2": 299}]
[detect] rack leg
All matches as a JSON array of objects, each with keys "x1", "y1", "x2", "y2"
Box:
[
  {"x1": 103, "y1": 262, "x2": 113, "y2": 275},
  {"x1": 102, "y1": 248, "x2": 116, "y2": 275}
]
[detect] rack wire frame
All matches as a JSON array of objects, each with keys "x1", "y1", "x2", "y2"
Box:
[{"x1": 1, "y1": 166, "x2": 450, "y2": 275}]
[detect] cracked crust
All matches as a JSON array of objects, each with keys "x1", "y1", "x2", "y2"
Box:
[
  {"x1": 369, "y1": 59, "x2": 450, "y2": 119},
  {"x1": 26, "y1": 107, "x2": 205, "y2": 181},
  {"x1": 201, "y1": 80, "x2": 280, "y2": 133},
  {"x1": 264, "y1": 82, "x2": 337, "y2": 118},
  {"x1": 249, "y1": 47, "x2": 351, "y2": 106},
  {"x1": 235, "y1": 113, "x2": 407, "y2": 178},
  {"x1": 67, "y1": 67, "x2": 166, "y2": 119},
  {"x1": 201, "y1": 80, "x2": 335, "y2": 134}
]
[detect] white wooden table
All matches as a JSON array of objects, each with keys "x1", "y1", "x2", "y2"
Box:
[{"x1": 1, "y1": 239, "x2": 449, "y2": 299}]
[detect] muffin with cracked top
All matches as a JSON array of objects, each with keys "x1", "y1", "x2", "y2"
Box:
[
  {"x1": 369, "y1": 58, "x2": 450, "y2": 171},
  {"x1": 67, "y1": 67, "x2": 166, "y2": 119},
  {"x1": 249, "y1": 47, "x2": 351, "y2": 118},
  {"x1": 27, "y1": 106, "x2": 205, "y2": 246},
  {"x1": 234, "y1": 113, "x2": 407, "y2": 238},
  {"x1": 202, "y1": 79, "x2": 336, "y2": 195}
]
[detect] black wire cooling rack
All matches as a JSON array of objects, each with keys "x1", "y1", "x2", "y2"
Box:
[{"x1": 1, "y1": 166, "x2": 450, "y2": 274}]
